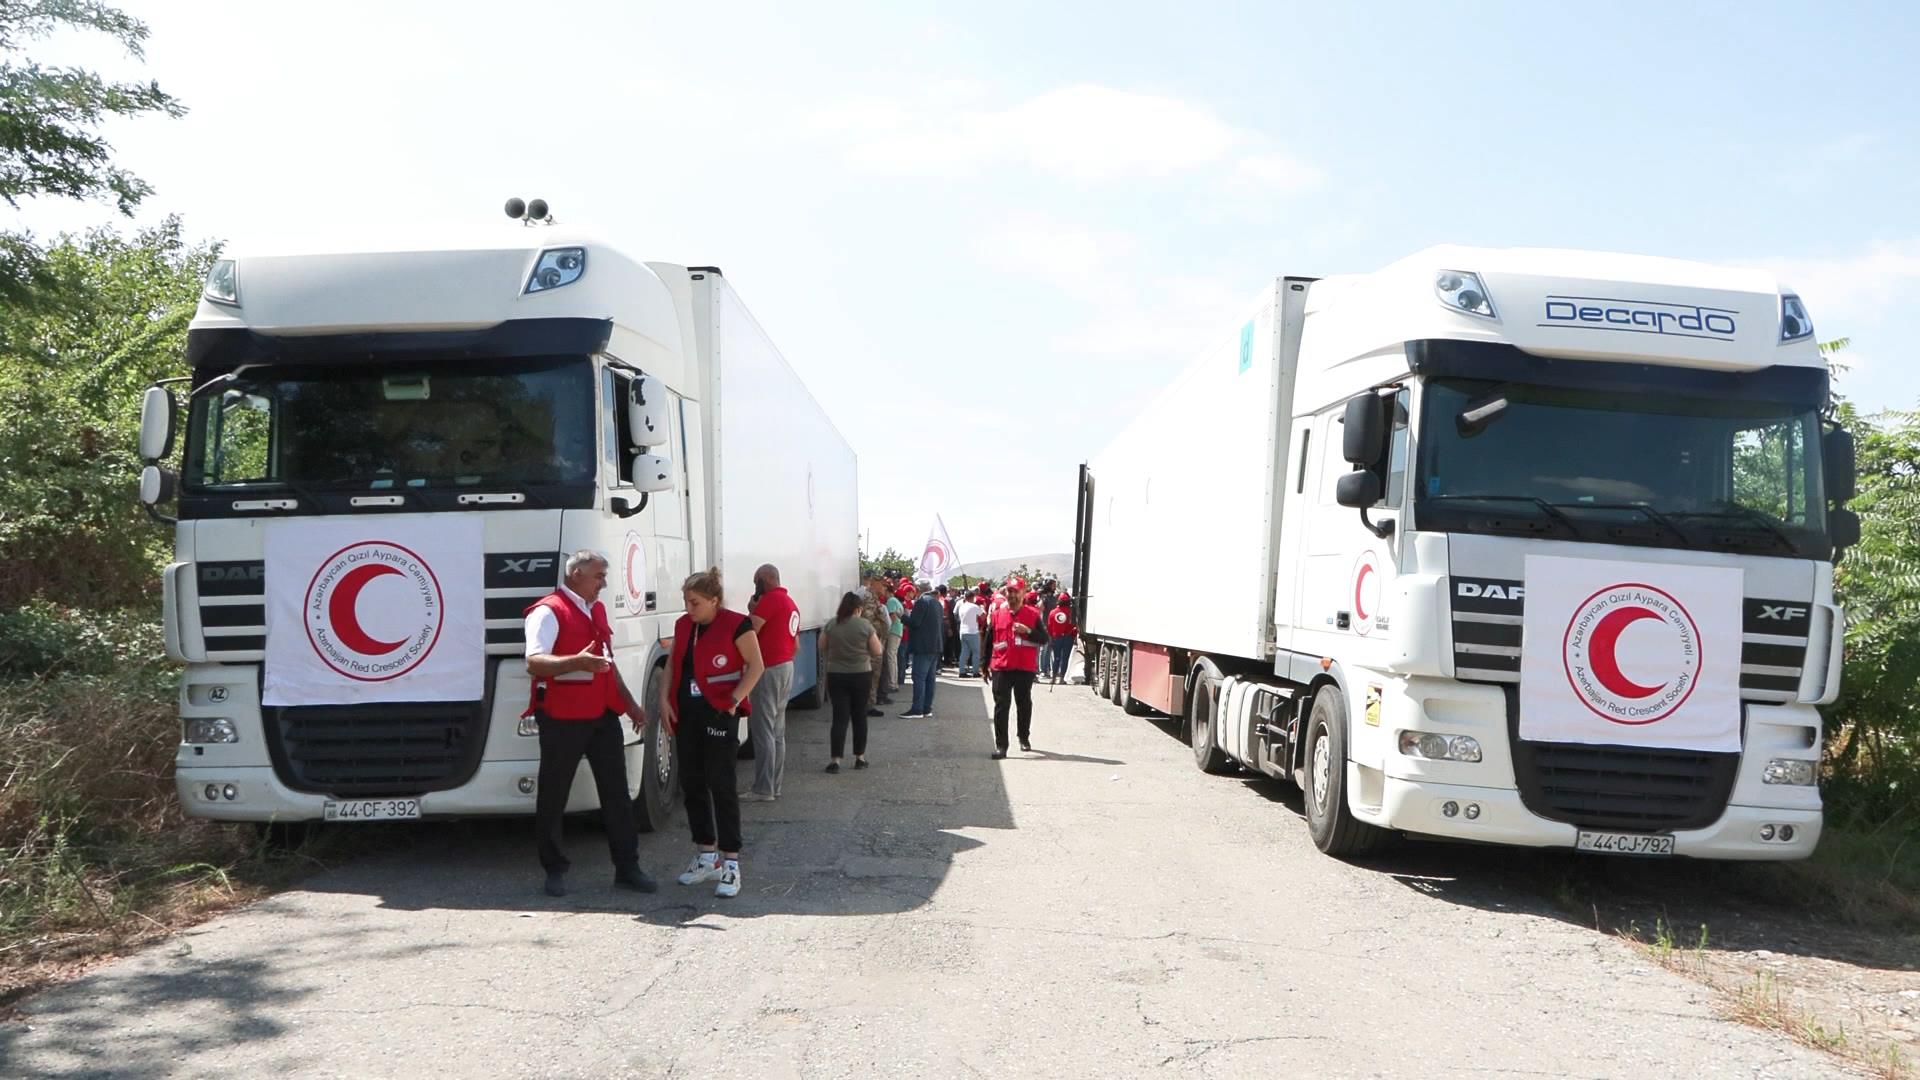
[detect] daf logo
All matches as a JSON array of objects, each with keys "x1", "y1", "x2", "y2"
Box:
[
  {"x1": 200, "y1": 565, "x2": 263, "y2": 584},
  {"x1": 1758, "y1": 604, "x2": 1808, "y2": 621},
  {"x1": 1457, "y1": 582, "x2": 1524, "y2": 601},
  {"x1": 500, "y1": 557, "x2": 555, "y2": 575}
]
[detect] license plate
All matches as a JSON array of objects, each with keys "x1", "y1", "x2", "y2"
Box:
[
  {"x1": 1576, "y1": 830, "x2": 1674, "y2": 857},
  {"x1": 323, "y1": 797, "x2": 422, "y2": 822}
]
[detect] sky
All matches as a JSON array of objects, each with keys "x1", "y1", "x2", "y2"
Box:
[{"x1": 11, "y1": 1, "x2": 1919, "y2": 562}]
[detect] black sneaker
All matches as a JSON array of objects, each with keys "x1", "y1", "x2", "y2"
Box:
[
  {"x1": 825, "y1": 761, "x2": 841, "y2": 774},
  {"x1": 613, "y1": 864, "x2": 658, "y2": 893},
  {"x1": 866, "y1": 707, "x2": 884, "y2": 717},
  {"x1": 544, "y1": 871, "x2": 567, "y2": 897},
  {"x1": 1020, "y1": 741, "x2": 1032, "y2": 753},
  {"x1": 853, "y1": 758, "x2": 869, "y2": 770},
  {"x1": 990, "y1": 749, "x2": 1007, "y2": 760}
]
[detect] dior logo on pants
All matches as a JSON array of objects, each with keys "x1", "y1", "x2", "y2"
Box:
[{"x1": 705, "y1": 725, "x2": 730, "y2": 738}]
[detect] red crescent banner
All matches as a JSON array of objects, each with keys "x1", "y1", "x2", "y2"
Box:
[{"x1": 303, "y1": 540, "x2": 445, "y2": 683}]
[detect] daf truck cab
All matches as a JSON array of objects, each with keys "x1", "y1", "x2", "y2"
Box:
[
  {"x1": 1076, "y1": 246, "x2": 1857, "y2": 860},
  {"x1": 137, "y1": 216, "x2": 858, "y2": 831}
]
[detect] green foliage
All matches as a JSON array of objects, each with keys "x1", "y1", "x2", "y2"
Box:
[
  {"x1": 0, "y1": 217, "x2": 215, "y2": 606},
  {"x1": 1827, "y1": 403, "x2": 1920, "y2": 824},
  {"x1": 1, "y1": 0, "x2": 184, "y2": 306},
  {"x1": 0, "y1": 599, "x2": 162, "y2": 678},
  {"x1": 859, "y1": 546, "x2": 915, "y2": 581}
]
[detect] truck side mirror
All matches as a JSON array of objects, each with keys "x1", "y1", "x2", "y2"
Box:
[
  {"x1": 1335, "y1": 470, "x2": 1382, "y2": 508},
  {"x1": 632, "y1": 452, "x2": 674, "y2": 493},
  {"x1": 1342, "y1": 392, "x2": 1389, "y2": 466},
  {"x1": 140, "y1": 386, "x2": 178, "y2": 462},
  {"x1": 139, "y1": 463, "x2": 177, "y2": 506},
  {"x1": 1823, "y1": 427, "x2": 1856, "y2": 504},
  {"x1": 628, "y1": 375, "x2": 669, "y2": 447},
  {"x1": 1828, "y1": 507, "x2": 1861, "y2": 551}
]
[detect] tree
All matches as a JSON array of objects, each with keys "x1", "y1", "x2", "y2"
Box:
[
  {"x1": 0, "y1": 217, "x2": 215, "y2": 606},
  {"x1": 859, "y1": 547, "x2": 915, "y2": 581},
  {"x1": 1, "y1": 0, "x2": 184, "y2": 306}
]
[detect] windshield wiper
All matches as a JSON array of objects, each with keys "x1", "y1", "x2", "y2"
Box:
[
  {"x1": 1426, "y1": 494, "x2": 1579, "y2": 535},
  {"x1": 1550, "y1": 502, "x2": 1694, "y2": 546},
  {"x1": 1675, "y1": 504, "x2": 1801, "y2": 554}
]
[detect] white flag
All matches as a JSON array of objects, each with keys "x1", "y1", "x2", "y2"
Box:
[
  {"x1": 263, "y1": 515, "x2": 485, "y2": 706},
  {"x1": 917, "y1": 516, "x2": 960, "y2": 585}
]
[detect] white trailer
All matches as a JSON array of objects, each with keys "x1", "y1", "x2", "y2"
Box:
[
  {"x1": 1074, "y1": 246, "x2": 1858, "y2": 860},
  {"x1": 136, "y1": 217, "x2": 858, "y2": 832}
]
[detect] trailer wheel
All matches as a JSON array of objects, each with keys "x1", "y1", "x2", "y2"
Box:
[
  {"x1": 1094, "y1": 643, "x2": 1113, "y2": 699},
  {"x1": 1109, "y1": 645, "x2": 1127, "y2": 707},
  {"x1": 1303, "y1": 684, "x2": 1384, "y2": 857},
  {"x1": 1187, "y1": 674, "x2": 1233, "y2": 773},
  {"x1": 634, "y1": 663, "x2": 679, "y2": 833}
]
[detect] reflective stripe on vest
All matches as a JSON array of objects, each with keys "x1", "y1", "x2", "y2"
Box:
[{"x1": 523, "y1": 593, "x2": 624, "y2": 720}]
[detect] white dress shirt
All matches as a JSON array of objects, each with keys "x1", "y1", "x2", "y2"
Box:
[{"x1": 523, "y1": 585, "x2": 597, "y2": 659}]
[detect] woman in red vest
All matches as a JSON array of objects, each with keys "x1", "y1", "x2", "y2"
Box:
[{"x1": 662, "y1": 568, "x2": 765, "y2": 899}]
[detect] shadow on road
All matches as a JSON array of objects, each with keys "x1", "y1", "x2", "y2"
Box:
[
  {"x1": 287, "y1": 671, "x2": 1019, "y2": 926},
  {"x1": 1110, "y1": 677, "x2": 1916, "y2": 971}
]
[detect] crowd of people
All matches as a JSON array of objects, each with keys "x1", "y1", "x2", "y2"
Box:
[{"x1": 518, "y1": 551, "x2": 1081, "y2": 900}]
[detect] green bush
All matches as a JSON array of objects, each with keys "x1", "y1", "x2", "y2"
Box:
[{"x1": 0, "y1": 600, "x2": 164, "y2": 679}]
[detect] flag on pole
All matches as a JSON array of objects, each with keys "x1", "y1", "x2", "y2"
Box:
[{"x1": 917, "y1": 515, "x2": 960, "y2": 585}]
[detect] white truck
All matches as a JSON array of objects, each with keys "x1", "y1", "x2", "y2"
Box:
[
  {"x1": 135, "y1": 212, "x2": 858, "y2": 832},
  {"x1": 1072, "y1": 246, "x2": 1858, "y2": 860}
]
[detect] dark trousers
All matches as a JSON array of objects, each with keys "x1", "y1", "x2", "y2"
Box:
[
  {"x1": 828, "y1": 671, "x2": 871, "y2": 758},
  {"x1": 678, "y1": 697, "x2": 743, "y2": 852},
  {"x1": 535, "y1": 711, "x2": 638, "y2": 874},
  {"x1": 991, "y1": 670, "x2": 1036, "y2": 749}
]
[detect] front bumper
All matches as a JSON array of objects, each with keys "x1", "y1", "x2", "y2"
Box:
[
  {"x1": 1376, "y1": 776, "x2": 1822, "y2": 860},
  {"x1": 176, "y1": 758, "x2": 617, "y2": 822}
]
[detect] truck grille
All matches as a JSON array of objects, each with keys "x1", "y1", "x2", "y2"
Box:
[
  {"x1": 264, "y1": 701, "x2": 487, "y2": 797},
  {"x1": 1511, "y1": 738, "x2": 1739, "y2": 832}
]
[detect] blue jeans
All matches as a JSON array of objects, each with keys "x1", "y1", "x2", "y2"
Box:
[
  {"x1": 910, "y1": 653, "x2": 939, "y2": 714},
  {"x1": 957, "y1": 634, "x2": 981, "y2": 674},
  {"x1": 1045, "y1": 636, "x2": 1073, "y2": 678}
]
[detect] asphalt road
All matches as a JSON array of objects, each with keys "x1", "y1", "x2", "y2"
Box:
[{"x1": 1, "y1": 670, "x2": 1846, "y2": 1079}]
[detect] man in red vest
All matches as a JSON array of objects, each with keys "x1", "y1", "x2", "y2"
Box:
[
  {"x1": 745, "y1": 563, "x2": 799, "y2": 801},
  {"x1": 987, "y1": 575, "x2": 1047, "y2": 758},
  {"x1": 523, "y1": 550, "x2": 655, "y2": 897}
]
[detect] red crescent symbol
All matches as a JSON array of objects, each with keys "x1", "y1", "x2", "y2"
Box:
[
  {"x1": 329, "y1": 564, "x2": 407, "y2": 655},
  {"x1": 1589, "y1": 606, "x2": 1666, "y2": 699},
  {"x1": 1353, "y1": 563, "x2": 1375, "y2": 621},
  {"x1": 625, "y1": 544, "x2": 641, "y2": 598}
]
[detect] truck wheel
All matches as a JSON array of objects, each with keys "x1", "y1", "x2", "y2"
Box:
[
  {"x1": 1303, "y1": 685, "x2": 1384, "y2": 857},
  {"x1": 1187, "y1": 675, "x2": 1234, "y2": 773},
  {"x1": 634, "y1": 664, "x2": 679, "y2": 833},
  {"x1": 1109, "y1": 645, "x2": 1127, "y2": 707},
  {"x1": 1094, "y1": 643, "x2": 1112, "y2": 698}
]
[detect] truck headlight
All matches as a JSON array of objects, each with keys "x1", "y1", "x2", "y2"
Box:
[
  {"x1": 184, "y1": 717, "x2": 239, "y2": 744},
  {"x1": 1434, "y1": 269, "x2": 1496, "y2": 319},
  {"x1": 1398, "y1": 730, "x2": 1481, "y2": 762},
  {"x1": 204, "y1": 259, "x2": 239, "y2": 306},
  {"x1": 524, "y1": 247, "x2": 587, "y2": 294},
  {"x1": 1762, "y1": 758, "x2": 1817, "y2": 786}
]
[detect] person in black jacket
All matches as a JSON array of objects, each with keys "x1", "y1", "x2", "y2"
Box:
[{"x1": 902, "y1": 582, "x2": 947, "y2": 718}]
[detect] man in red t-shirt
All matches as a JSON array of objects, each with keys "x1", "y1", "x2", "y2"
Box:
[{"x1": 745, "y1": 563, "x2": 800, "y2": 801}]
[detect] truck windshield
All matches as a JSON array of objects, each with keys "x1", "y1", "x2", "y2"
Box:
[
  {"x1": 183, "y1": 356, "x2": 596, "y2": 493},
  {"x1": 1414, "y1": 377, "x2": 1829, "y2": 559}
]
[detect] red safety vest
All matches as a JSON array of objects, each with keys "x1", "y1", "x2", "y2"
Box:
[
  {"x1": 753, "y1": 587, "x2": 799, "y2": 666},
  {"x1": 667, "y1": 609, "x2": 755, "y2": 714},
  {"x1": 522, "y1": 593, "x2": 624, "y2": 721},
  {"x1": 989, "y1": 603, "x2": 1043, "y2": 673},
  {"x1": 1047, "y1": 603, "x2": 1078, "y2": 640}
]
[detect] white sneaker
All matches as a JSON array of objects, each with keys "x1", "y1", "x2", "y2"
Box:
[
  {"x1": 715, "y1": 860, "x2": 741, "y2": 898},
  {"x1": 678, "y1": 853, "x2": 721, "y2": 886}
]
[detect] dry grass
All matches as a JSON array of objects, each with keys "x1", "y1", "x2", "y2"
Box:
[{"x1": 0, "y1": 655, "x2": 336, "y2": 1006}]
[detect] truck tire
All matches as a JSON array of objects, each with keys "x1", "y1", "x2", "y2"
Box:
[
  {"x1": 1109, "y1": 645, "x2": 1127, "y2": 707},
  {"x1": 634, "y1": 663, "x2": 679, "y2": 833},
  {"x1": 1187, "y1": 674, "x2": 1234, "y2": 773},
  {"x1": 1302, "y1": 684, "x2": 1384, "y2": 857},
  {"x1": 1094, "y1": 643, "x2": 1112, "y2": 699}
]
